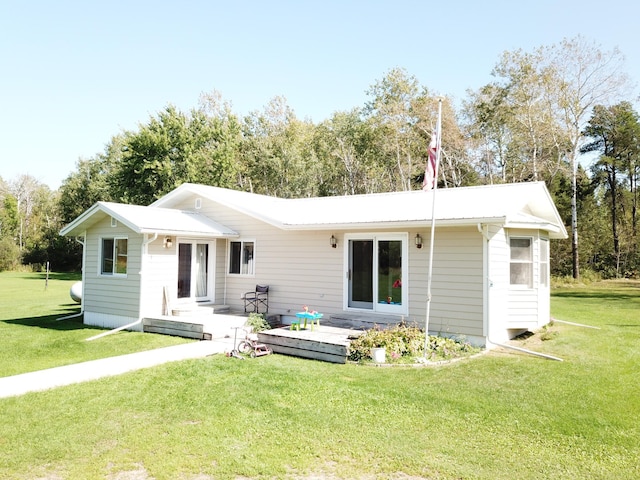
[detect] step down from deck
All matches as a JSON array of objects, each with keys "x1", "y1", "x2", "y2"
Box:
[
  {"x1": 171, "y1": 304, "x2": 230, "y2": 316},
  {"x1": 143, "y1": 318, "x2": 212, "y2": 340}
]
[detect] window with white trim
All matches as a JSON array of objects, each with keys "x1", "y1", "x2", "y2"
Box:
[
  {"x1": 510, "y1": 237, "x2": 532, "y2": 287},
  {"x1": 540, "y1": 238, "x2": 549, "y2": 287},
  {"x1": 101, "y1": 237, "x2": 128, "y2": 275},
  {"x1": 228, "y1": 240, "x2": 254, "y2": 275}
]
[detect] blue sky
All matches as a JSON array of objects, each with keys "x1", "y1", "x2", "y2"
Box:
[{"x1": 1, "y1": 0, "x2": 638, "y2": 190}]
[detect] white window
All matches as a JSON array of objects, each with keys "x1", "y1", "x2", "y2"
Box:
[
  {"x1": 510, "y1": 237, "x2": 532, "y2": 287},
  {"x1": 101, "y1": 237, "x2": 128, "y2": 275},
  {"x1": 228, "y1": 240, "x2": 254, "y2": 275},
  {"x1": 540, "y1": 238, "x2": 549, "y2": 287}
]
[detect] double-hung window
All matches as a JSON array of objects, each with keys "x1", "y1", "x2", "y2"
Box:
[
  {"x1": 510, "y1": 237, "x2": 532, "y2": 287},
  {"x1": 101, "y1": 237, "x2": 128, "y2": 275},
  {"x1": 228, "y1": 240, "x2": 254, "y2": 275}
]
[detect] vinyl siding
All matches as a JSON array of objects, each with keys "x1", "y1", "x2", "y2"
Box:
[
  {"x1": 506, "y1": 229, "x2": 543, "y2": 329},
  {"x1": 170, "y1": 197, "x2": 487, "y2": 337},
  {"x1": 140, "y1": 235, "x2": 178, "y2": 317},
  {"x1": 83, "y1": 216, "x2": 142, "y2": 324},
  {"x1": 486, "y1": 225, "x2": 510, "y2": 341},
  {"x1": 409, "y1": 227, "x2": 484, "y2": 337},
  {"x1": 175, "y1": 197, "x2": 354, "y2": 316}
]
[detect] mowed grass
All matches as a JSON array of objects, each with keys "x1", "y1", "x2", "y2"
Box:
[
  {"x1": 0, "y1": 273, "x2": 639, "y2": 479},
  {"x1": 0, "y1": 272, "x2": 192, "y2": 376}
]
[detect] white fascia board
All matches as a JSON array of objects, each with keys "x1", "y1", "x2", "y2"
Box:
[
  {"x1": 59, "y1": 202, "x2": 136, "y2": 236},
  {"x1": 138, "y1": 228, "x2": 240, "y2": 238},
  {"x1": 277, "y1": 217, "x2": 509, "y2": 231}
]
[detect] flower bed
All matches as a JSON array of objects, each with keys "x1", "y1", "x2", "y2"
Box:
[{"x1": 347, "y1": 323, "x2": 480, "y2": 364}]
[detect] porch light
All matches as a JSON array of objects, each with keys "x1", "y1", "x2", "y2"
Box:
[
  {"x1": 415, "y1": 233, "x2": 423, "y2": 249},
  {"x1": 330, "y1": 235, "x2": 337, "y2": 248},
  {"x1": 164, "y1": 236, "x2": 173, "y2": 249}
]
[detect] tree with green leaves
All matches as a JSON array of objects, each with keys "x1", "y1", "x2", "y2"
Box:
[
  {"x1": 240, "y1": 96, "x2": 319, "y2": 198},
  {"x1": 583, "y1": 101, "x2": 640, "y2": 276},
  {"x1": 111, "y1": 105, "x2": 241, "y2": 205},
  {"x1": 364, "y1": 68, "x2": 428, "y2": 191},
  {"x1": 313, "y1": 109, "x2": 380, "y2": 195},
  {"x1": 58, "y1": 136, "x2": 122, "y2": 224},
  {"x1": 465, "y1": 36, "x2": 631, "y2": 278},
  {"x1": 545, "y1": 36, "x2": 630, "y2": 279}
]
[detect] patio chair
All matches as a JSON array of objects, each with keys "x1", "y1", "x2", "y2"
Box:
[{"x1": 244, "y1": 284, "x2": 269, "y2": 313}]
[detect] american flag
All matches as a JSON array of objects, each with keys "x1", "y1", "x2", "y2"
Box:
[{"x1": 422, "y1": 130, "x2": 438, "y2": 191}]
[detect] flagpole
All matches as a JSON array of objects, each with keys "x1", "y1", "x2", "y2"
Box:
[{"x1": 424, "y1": 98, "x2": 442, "y2": 357}]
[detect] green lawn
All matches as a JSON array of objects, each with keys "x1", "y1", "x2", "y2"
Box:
[
  {"x1": 0, "y1": 273, "x2": 639, "y2": 479},
  {"x1": 0, "y1": 271, "x2": 191, "y2": 376}
]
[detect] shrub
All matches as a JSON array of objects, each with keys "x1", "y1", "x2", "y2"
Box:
[
  {"x1": 245, "y1": 313, "x2": 271, "y2": 332},
  {"x1": 0, "y1": 237, "x2": 21, "y2": 271},
  {"x1": 540, "y1": 324, "x2": 559, "y2": 341},
  {"x1": 347, "y1": 323, "x2": 480, "y2": 363}
]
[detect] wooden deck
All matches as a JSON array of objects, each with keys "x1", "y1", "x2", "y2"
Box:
[
  {"x1": 257, "y1": 325, "x2": 364, "y2": 364},
  {"x1": 142, "y1": 309, "x2": 408, "y2": 363}
]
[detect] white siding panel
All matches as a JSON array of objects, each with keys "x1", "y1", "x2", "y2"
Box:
[
  {"x1": 486, "y1": 225, "x2": 509, "y2": 341},
  {"x1": 140, "y1": 235, "x2": 177, "y2": 317},
  {"x1": 83, "y1": 216, "x2": 142, "y2": 320},
  {"x1": 171, "y1": 198, "x2": 485, "y2": 338},
  {"x1": 84, "y1": 311, "x2": 142, "y2": 331},
  {"x1": 506, "y1": 230, "x2": 542, "y2": 327},
  {"x1": 409, "y1": 227, "x2": 484, "y2": 337}
]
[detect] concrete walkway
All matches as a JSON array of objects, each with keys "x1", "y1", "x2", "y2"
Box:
[
  {"x1": 0, "y1": 337, "x2": 237, "y2": 400},
  {"x1": 0, "y1": 312, "x2": 257, "y2": 399},
  {"x1": 0, "y1": 314, "x2": 254, "y2": 398}
]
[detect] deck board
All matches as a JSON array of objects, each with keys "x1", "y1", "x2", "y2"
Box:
[{"x1": 258, "y1": 325, "x2": 363, "y2": 364}]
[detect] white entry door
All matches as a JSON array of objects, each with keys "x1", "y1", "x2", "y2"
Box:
[{"x1": 177, "y1": 240, "x2": 214, "y2": 302}]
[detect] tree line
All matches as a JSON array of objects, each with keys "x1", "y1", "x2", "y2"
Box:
[{"x1": 1, "y1": 36, "x2": 637, "y2": 278}]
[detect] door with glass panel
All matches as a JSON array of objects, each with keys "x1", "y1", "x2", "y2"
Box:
[
  {"x1": 347, "y1": 235, "x2": 407, "y2": 314},
  {"x1": 177, "y1": 241, "x2": 213, "y2": 301}
]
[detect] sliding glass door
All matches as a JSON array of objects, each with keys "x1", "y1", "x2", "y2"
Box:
[{"x1": 347, "y1": 234, "x2": 407, "y2": 314}]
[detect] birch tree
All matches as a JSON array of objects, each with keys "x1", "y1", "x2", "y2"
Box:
[{"x1": 544, "y1": 36, "x2": 630, "y2": 278}]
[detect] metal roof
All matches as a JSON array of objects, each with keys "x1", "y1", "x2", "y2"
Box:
[
  {"x1": 152, "y1": 182, "x2": 568, "y2": 238},
  {"x1": 61, "y1": 182, "x2": 567, "y2": 239},
  {"x1": 60, "y1": 201, "x2": 238, "y2": 238}
]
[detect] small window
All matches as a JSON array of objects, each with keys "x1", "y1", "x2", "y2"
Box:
[
  {"x1": 229, "y1": 240, "x2": 254, "y2": 275},
  {"x1": 101, "y1": 237, "x2": 128, "y2": 275},
  {"x1": 540, "y1": 238, "x2": 549, "y2": 287},
  {"x1": 510, "y1": 237, "x2": 532, "y2": 287}
]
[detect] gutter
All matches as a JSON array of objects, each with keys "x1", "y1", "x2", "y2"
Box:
[{"x1": 487, "y1": 338, "x2": 563, "y2": 361}]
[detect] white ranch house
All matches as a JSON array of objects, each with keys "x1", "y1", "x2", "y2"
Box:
[{"x1": 60, "y1": 181, "x2": 567, "y2": 347}]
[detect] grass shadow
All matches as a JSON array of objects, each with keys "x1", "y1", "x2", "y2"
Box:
[
  {"x1": 552, "y1": 291, "x2": 640, "y2": 300},
  {"x1": 11, "y1": 272, "x2": 82, "y2": 282},
  {"x1": 2, "y1": 312, "x2": 102, "y2": 332}
]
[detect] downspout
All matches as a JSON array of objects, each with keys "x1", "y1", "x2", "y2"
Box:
[
  {"x1": 57, "y1": 234, "x2": 86, "y2": 321},
  {"x1": 86, "y1": 233, "x2": 157, "y2": 341},
  {"x1": 477, "y1": 224, "x2": 490, "y2": 344},
  {"x1": 223, "y1": 238, "x2": 228, "y2": 305},
  {"x1": 478, "y1": 223, "x2": 563, "y2": 362}
]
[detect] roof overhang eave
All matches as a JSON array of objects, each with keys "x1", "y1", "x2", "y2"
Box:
[
  {"x1": 503, "y1": 221, "x2": 568, "y2": 239},
  {"x1": 278, "y1": 217, "x2": 510, "y2": 231},
  {"x1": 139, "y1": 228, "x2": 239, "y2": 238}
]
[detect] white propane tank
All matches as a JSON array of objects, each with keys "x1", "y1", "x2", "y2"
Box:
[{"x1": 70, "y1": 281, "x2": 82, "y2": 303}]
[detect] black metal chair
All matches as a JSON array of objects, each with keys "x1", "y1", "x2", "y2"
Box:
[{"x1": 244, "y1": 284, "x2": 269, "y2": 313}]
